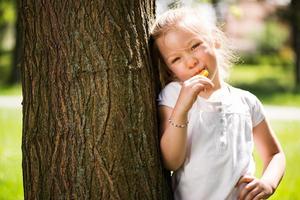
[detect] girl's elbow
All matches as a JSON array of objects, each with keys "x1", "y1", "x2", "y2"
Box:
[
  {"x1": 160, "y1": 149, "x2": 183, "y2": 170},
  {"x1": 161, "y1": 150, "x2": 185, "y2": 171},
  {"x1": 279, "y1": 151, "x2": 286, "y2": 166},
  {"x1": 160, "y1": 138, "x2": 186, "y2": 171},
  {"x1": 163, "y1": 159, "x2": 183, "y2": 171}
]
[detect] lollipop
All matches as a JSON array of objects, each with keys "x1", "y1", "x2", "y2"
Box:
[{"x1": 199, "y1": 69, "x2": 209, "y2": 77}]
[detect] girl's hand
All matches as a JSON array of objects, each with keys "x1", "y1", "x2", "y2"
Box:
[
  {"x1": 237, "y1": 175, "x2": 274, "y2": 200},
  {"x1": 175, "y1": 75, "x2": 214, "y2": 114}
]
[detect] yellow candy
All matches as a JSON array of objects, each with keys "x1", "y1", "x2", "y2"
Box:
[{"x1": 199, "y1": 69, "x2": 209, "y2": 77}]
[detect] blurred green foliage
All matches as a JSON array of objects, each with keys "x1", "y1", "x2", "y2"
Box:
[
  {"x1": 0, "y1": 0, "x2": 16, "y2": 85},
  {"x1": 0, "y1": 0, "x2": 16, "y2": 23},
  {"x1": 0, "y1": 52, "x2": 13, "y2": 85},
  {"x1": 0, "y1": 83, "x2": 21, "y2": 96},
  {"x1": 241, "y1": 19, "x2": 293, "y2": 67},
  {"x1": 229, "y1": 64, "x2": 300, "y2": 106},
  {"x1": 258, "y1": 20, "x2": 289, "y2": 54}
]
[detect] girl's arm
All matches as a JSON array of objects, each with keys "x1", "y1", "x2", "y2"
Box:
[
  {"x1": 159, "y1": 105, "x2": 189, "y2": 171},
  {"x1": 159, "y1": 76, "x2": 214, "y2": 171},
  {"x1": 237, "y1": 119, "x2": 286, "y2": 200},
  {"x1": 254, "y1": 119, "x2": 285, "y2": 191}
]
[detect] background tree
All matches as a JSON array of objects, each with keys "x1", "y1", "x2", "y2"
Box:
[
  {"x1": 8, "y1": 0, "x2": 21, "y2": 85},
  {"x1": 290, "y1": 0, "x2": 300, "y2": 86},
  {"x1": 20, "y1": 0, "x2": 172, "y2": 199}
]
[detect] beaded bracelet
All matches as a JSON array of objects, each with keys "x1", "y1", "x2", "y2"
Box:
[{"x1": 168, "y1": 118, "x2": 189, "y2": 128}]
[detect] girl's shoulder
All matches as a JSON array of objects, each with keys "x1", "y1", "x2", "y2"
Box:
[
  {"x1": 160, "y1": 81, "x2": 181, "y2": 95},
  {"x1": 157, "y1": 81, "x2": 181, "y2": 108},
  {"x1": 227, "y1": 84, "x2": 265, "y2": 126}
]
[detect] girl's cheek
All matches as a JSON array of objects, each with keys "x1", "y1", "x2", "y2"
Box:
[{"x1": 195, "y1": 48, "x2": 206, "y2": 57}]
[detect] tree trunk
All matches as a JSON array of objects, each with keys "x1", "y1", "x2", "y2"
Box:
[
  {"x1": 20, "y1": 0, "x2": 172, "y2": 199},
  {"x1": 291, "y1": 0, "x2": 300, "y2": 86}
]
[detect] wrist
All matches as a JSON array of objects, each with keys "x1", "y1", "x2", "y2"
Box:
[
  {"x1": 170, "y1": 108, "x2": 188, "y2": 126},
  {"x1": 172, "y1": 109, "x2": 188, "y2": 120},
  {"x1": 173, "y1": 102, "x2": 190, "y2": 116},
  {"x1": 261, "y1": 178, "x2": 276, "y2": 194},
  {"x1": 168, "y1": 118, "x2": 189, "y2": 128}
]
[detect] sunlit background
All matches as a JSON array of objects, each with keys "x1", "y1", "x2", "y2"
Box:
[{"x1": 0, "y1": 0, "x2": 299, "y2": 199}]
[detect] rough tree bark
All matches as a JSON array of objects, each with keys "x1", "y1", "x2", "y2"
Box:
[{"x1": 20, "y1": 0, "x2": 172, "y2": 199}]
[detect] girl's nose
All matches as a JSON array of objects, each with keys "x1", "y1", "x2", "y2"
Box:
[{"x1": 186, "y1": 55, "x2": 198, "y2": 69}]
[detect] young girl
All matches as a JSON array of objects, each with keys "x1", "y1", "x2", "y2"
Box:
[{"x1": 151, "y1": 6, "x2": 285, "y2": 200}]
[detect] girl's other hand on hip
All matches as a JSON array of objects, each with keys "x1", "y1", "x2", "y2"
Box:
[{"x1": 236, "y1": 175, "x2": 274, "y2": 200}]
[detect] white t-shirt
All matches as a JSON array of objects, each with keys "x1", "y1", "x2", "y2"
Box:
[{"x1": 157, "y1": 81, "x2": 265, "y2": 200}]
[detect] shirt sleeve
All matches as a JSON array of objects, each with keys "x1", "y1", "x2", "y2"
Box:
[
  {"x1": 157, "y1": 82, "x2": 181, "y2": 108},
  {"x1": 246, "y1": 92, "x2": 266, "y2": 127}
]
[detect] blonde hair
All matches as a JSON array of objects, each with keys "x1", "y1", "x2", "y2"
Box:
[{"x1": 150, "y1": 6, "x2": 236, "y2": 87}]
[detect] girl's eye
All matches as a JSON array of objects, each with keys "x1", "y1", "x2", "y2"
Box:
[
  {"x1": 171, "y1": 57, "x2": 180, "y2": 64},
  {"x1": 191, "y1": 42, "x2": 201, "y2": 50}
]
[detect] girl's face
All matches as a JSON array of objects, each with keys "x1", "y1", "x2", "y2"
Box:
[{"x1": 156, "y1": 27, "x2": 219, "y2": 83}]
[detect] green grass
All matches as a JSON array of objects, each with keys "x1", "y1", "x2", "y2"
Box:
[
  {"x1": 229, "y1": 64, "x2": 300, "y2": 106},
  {"x1": 0, "y1": 108, "x2": 23, "y2": 200}
]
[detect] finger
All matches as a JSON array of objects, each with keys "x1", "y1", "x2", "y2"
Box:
[
  {"x1": 244, "y1": 179, "x2": 258, "y2": 193},
  {"x1": 253, "y1": 192, "x2": 267, "y2": 200},
  {"x1": 195, "y1": 74, "x2": 212, "y2": 84},
  {"x1": 237, "y1": 175, "x2": 255, "y2": 187},
  {"x1": 238, "y1": 183, "x2": 250, "y2": 200},
  {"x1": 244, "y1": 187, "x2": 261, "y2": 200},
  {"x1": 185, "y1": 75, "x2": 214, "y2": 87},
  {"x1": 184, "y1": 76, "x2": 207, "y2": 86},
  {"x1": 238, "y1": 177, "x2": 257, "y2": 200},
  {"x1": 188, "y1": 78, "x2": 214, "y2": 88},
  {"x1": 192, "y1": 83, "x2": 206, "y2": 93}
]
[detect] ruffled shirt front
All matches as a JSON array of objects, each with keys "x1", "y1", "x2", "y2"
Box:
[{"x1": 158, "y1": 81, "x2": 265, "y2": 200}]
